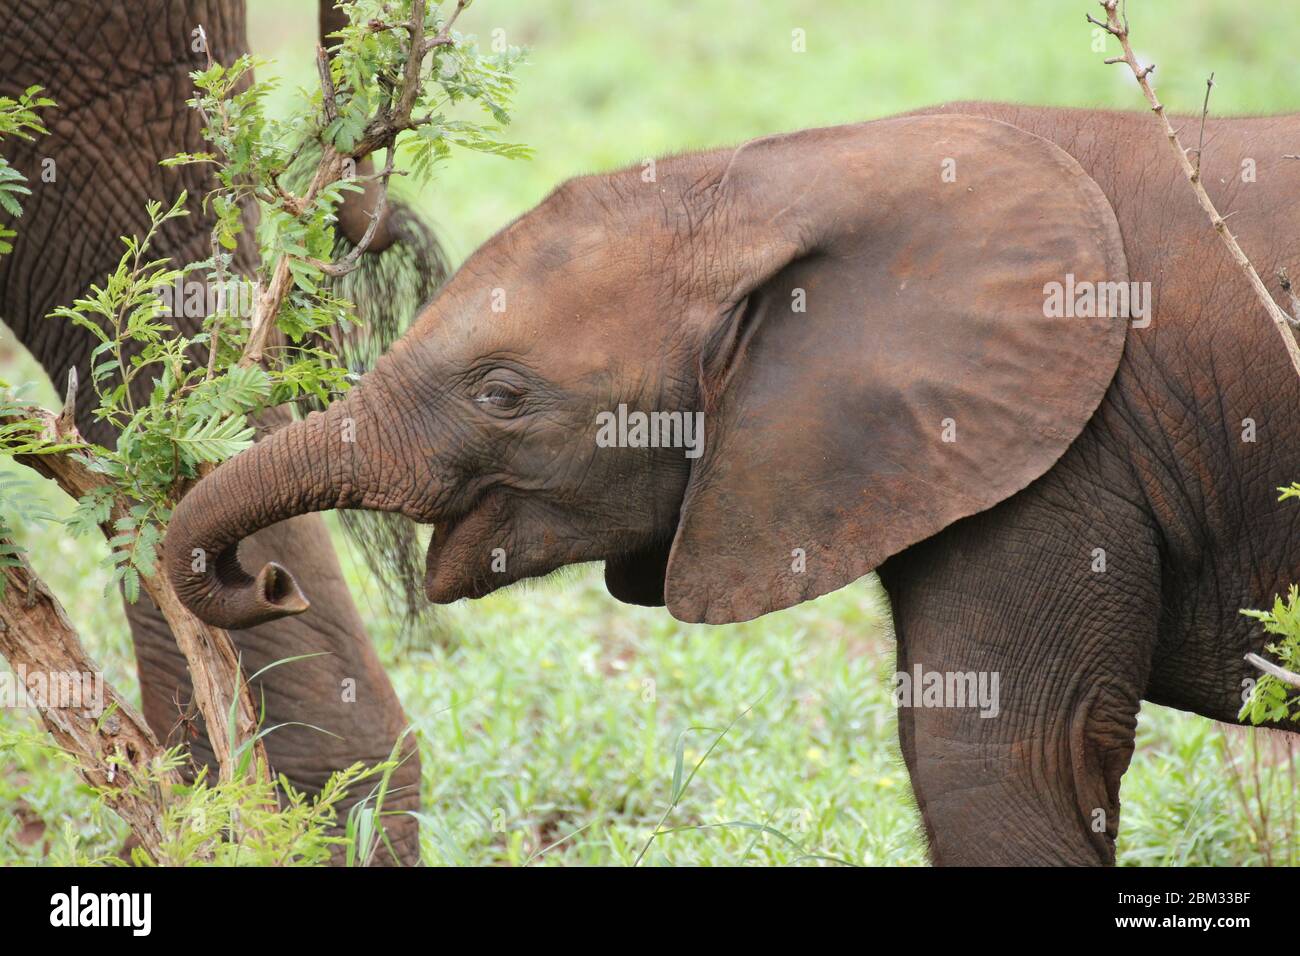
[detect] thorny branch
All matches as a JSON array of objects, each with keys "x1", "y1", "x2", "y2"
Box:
[
  {"x1": 1088, "y1": 0, "x2": 1300, "y2": 684},
  {"x1": 1193, "y1": 71, "x2": 1214, "y2": 177},
  {"x1": 1088, "y1": 0, "x2": 1300, "y2": 381}
]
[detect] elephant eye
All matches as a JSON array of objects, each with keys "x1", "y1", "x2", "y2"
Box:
[{"x1": 475, "y1": 381, "x2": 523, "y2": 409}]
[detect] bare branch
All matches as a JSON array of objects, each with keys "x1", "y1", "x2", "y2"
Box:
[
  {"x1": 3, "y1": 403, "x2": 269, "y2": 786},
  {"x1": 1192, "y1": 71, "x2": 1214, "y2": 176},
  {"x1": 316, "y1": 45, "x2": 338, "y2": 124},
  {"x1": 0, "y1": 541, "x2": 182, "y2": 861},
  {"x1": 1091, "y1": 0, "x2": 1300, "y2": 381},
  {"x1": 1245, "y1": 652, "x2": 1300, "y2": 689}
]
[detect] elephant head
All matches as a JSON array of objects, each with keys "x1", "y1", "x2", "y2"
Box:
[{"x1": 165, "y1": 113, "x2": 1128, "y2": 629}]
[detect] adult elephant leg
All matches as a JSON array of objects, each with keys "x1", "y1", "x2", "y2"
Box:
[
  {"x1": 879, "y1": 432, "x2": 1160, "y2": 866},
  {"x1": 131, "y1": 511, "x2": 421, "y2": 864},
  {"x1": 132, "y1": 405, "x2": 421, "y2": 866},
  {"x1": 0, "y1": 0, "x2": 423, "y2": 864}
]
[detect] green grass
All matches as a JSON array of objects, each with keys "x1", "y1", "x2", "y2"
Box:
[
  {"x1": 382, "y1": 564, "x2": 916, "y2": 866},
  {"x1": 4, "y1": 0, "x2": 1300, "y2": 865}
]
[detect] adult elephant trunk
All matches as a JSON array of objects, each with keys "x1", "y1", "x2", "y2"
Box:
[{"x1": 165, "y1": 381, "x2": 422, "y2": 630}]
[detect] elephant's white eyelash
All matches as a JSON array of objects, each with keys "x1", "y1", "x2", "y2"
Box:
[{"x1": 476, "y1": 384, "x2": 521, "y2": 407}]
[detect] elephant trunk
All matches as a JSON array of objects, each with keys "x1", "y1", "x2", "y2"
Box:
[{"x1": 164, "y1": 386, "x2": 407, "y2": 630}]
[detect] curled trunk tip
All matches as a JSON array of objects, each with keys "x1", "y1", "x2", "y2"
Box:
[{"x1": 165, "y1": 399, "x2": 355, "y2": 629}]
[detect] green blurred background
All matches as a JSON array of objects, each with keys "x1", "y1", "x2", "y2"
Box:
[
  {"x1": 3, "y1": 0, "x2": 1300, "y2": 865},
  {"x1": 255, "y1": 0, "x2": 1300, "y2": 260}
]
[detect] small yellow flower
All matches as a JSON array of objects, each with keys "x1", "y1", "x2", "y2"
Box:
[
  {"x1": 876, "y1": 776, "x2": 896, "y2": 789},
  {"x1": 540, "y1": 658, "x2": 555, "y2": 669},
  {"x1": 805, "y1": 746, "x2": 825, "y2": 764}
]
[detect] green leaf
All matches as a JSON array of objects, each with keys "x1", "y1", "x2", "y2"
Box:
[{"x1": 176, "y1": 413, "x2": 255, "y2": 464}]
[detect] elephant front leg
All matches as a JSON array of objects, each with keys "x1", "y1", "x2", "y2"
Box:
[
  {"x1": 893, "y1": 620, "x2": 1145, "y2": 865},
  {"x1": 879, "y1": 472, "x2": 1161, "y2": 865},
  {"x1": 128, "y1": 511, "x2": 421, "y2": 865}
]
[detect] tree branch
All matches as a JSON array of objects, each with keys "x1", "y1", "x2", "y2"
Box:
[
  {"x1": 310, "y1": 148, "x2": 395, "y2": 279},
  {"x1": 1092, "y1": 1, "x2": 1300, "y2": 690},
  {"x1": 5, "y1": 392, "x2": 269, "y2": 786},
  {"x1": 1090, "y1": 0, "x2": 1300, "y2": 381},
  {"x1": 1192, "y1": 71, "x2": 1214, "y2": 176},
  {"x1": 240, "y1": 0, "x2": 440, "y2": 366},
  {"x1": 0, "y1": 540, "x2": 180, "y2": 860},
  {"x1": 420, "y1": 0, "x2": 468, "y2": 56},
  {"x1": 1245, "y1": 652, "x2": 1300, "y2": 689}
]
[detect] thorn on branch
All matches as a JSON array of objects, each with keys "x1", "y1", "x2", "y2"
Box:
[
  {"x1": 1193, "y1": 71, "x2": 1215, "y2": 177},
  {"x1": 55, "y1": 367, "x2": 77, "y2": 438},
  {"x1": 1086, "y1": 13, "x2": 1124, "y2": 37},
  {"x1": 1085, "y1": 0, "x2": 1300, "y2": 379},
  {"x1": 1279, "y1": 268, "x2": 1300, "y2": 327},
  {"x1": 316, "y1": 45, "x2": 338, "y2": 124}
]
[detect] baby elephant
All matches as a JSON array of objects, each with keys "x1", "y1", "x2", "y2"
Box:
[{"x1": 167, "y1": 101, "x2": 1300, "y2": 865}]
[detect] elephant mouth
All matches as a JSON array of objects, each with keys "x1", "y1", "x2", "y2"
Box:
[
  {"x1": 424, "y1": 490, "x2": 549, "y2": 603},
  {"x1": 423, "y1": 502, "x2": 502, "y2": 603},
  {"x1": 422, "y1": 491, "x2": 583, "y2": 604}
]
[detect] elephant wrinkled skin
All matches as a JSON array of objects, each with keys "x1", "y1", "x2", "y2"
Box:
[{"x1": 158, "y1": 96, "x2": 1300, "y2": 864}]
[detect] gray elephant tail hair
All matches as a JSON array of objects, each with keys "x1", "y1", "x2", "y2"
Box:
[
  {"x1": 325, "y1": 198, "x2": 452, "y2": 642},
  {"x1": 329, "y1": 200, "x2": 451, "y2": 371}
]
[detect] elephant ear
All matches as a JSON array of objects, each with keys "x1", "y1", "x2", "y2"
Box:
[
  {"x1": 663, "y1": 114, "x2": 1129, "y2": 624},
  {"x1": 606, "y1": 543, "x2": 672, "y2": 606}
]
